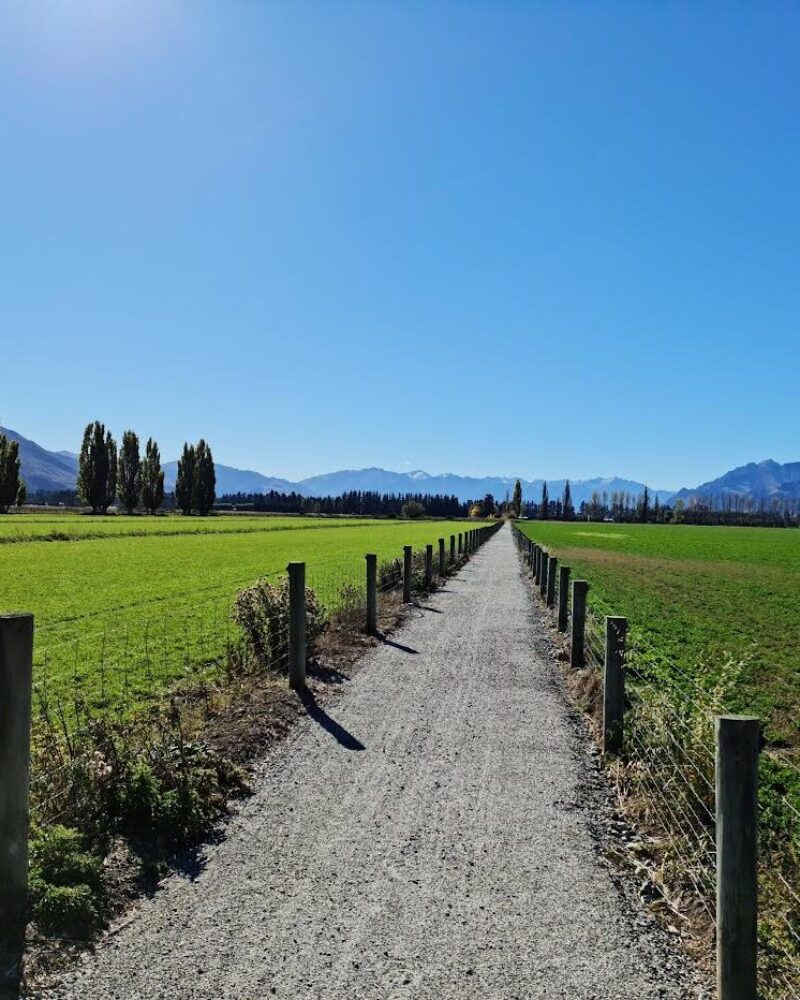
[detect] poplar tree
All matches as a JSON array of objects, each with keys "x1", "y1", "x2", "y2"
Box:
[
  {"x1": 640, "y1": 485, "x2": 650, "y2": 524},
  {"x1": 193, "y1": 439, "x2": 216, "y2": 516},
  {"x1": 175, "y1": 443, "x2": 196, "y2": 515},
  {"x1": 117, "y1": 430, "x2": 141, "y2": 514},
  {"x1": 77, "y1": 422, "x2": 117, "y2": 514},
  {"x1": 140, "y1": 438, "x2": 165, "y2": 514},
  {"x1": 0, "y1": 434, "x2": 23, "y2": 514},
  {"x1": 540, "y1": 481, "x2": 550, "y2": 520},
  {"x1": 562, "y1": 480, "x2": 574, "y2": 521},
  {"x1": 512, "y1": 479, "x2": 522, "y2": 517}
]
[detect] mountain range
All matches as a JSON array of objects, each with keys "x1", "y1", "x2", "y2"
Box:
[
  {"x1": 4, "y1": 424, "x2": 800, "y2": 507},
  {"x1": 671, "y1": 460, "x2": 800, "y2": 505}
]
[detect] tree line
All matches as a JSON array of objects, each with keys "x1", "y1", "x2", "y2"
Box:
[
  {"x1": 217, "y1": 489, "x2": 470, "y2": 518},
  {"x1": 521, "y1": 481, "x2": 799, "y2": 527},
  {"x1": 76, "y1": 422, "x2": 215, "y2": 515}
]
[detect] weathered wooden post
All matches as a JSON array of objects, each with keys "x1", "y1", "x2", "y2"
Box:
[
  {"x1": 425, "y1": 544, "x2": 433, "y2": 590},
  {"x1": 547, "y1": 556, "x2": 557, "y2": 608},
  {"x1": 603, "y1": 616, "x2": 627, "y2": 754},
  {"x1": 539, "y1": 551, "x2": 549, "y2": 598},
  {"x1": 458, "y1": 532, "x2": 463, "y2": 555},
  {"x1": 533, "y1": 545, "x2": 540, "y2": 585},
  {"x1": 558, "y1": 566, "x2": 570, "y2": 632},
  {"x1": 403, "y1": 545, "x2": 413, "y2": 603},
  {"x1": 287, "y1": 563, "x2": 307, "y2": 689},
  {"x1": 570, "y1": 580, "x2": 589, "y2": 669},
  {"x1": 0, "y1": 614, "x2": 33, "y2": 940},
  {"x1": 365, "y1": 554, "x2": 377, "y2": 634},
  {"x1": 438, "y1": 538, "x2": 446, "y2": 577},
  {"x1": 716, "y1": 715, "x2": 760, "y2": 1000},
  {"x1": 450, "y1": 534, "x2": 455, "y2": 562}
]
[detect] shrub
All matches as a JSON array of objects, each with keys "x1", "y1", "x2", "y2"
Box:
[
  {"x1": 400, "y1": 501, "x2": 425, "y2": 520},
  {"x1": 233, "y1": 576, "x2": 326, "y2": 672},
  {"x1": 29, "y1": 825, "x2": 107, "y2": 934}
]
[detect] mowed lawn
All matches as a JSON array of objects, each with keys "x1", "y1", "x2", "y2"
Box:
[
  {"x1": 0, "y1": 514, "x2": 478, "y2": 714},
  {"x1": 515, "y1": 520, "x2": 800, "y2": 746}
]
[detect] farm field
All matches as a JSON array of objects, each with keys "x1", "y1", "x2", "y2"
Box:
[
  {"x1": 0, "y1": 514, "x2": 480, "y2": 716},
  {"x1": 515, "y1": 520, "x2": 800, "y2": 748},
  {"x1": 0, "y1": 512, "x2": 393, "y2": 544}
]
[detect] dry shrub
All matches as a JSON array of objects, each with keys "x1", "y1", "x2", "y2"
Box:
[{"x1": 233, "y1": 576, "x2": 326, "y2": 672}]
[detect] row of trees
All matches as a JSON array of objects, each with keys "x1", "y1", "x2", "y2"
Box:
[
  {"x1": 76, "y1": 422, "x2": 217, "y2": 516},
  {"x1": 175, "y1": 440, "x2": 216, "y2": 516},
  {"x1": 524, "y1": 482, "x2": 652, "y2": 523},
  {"x1": 78, "y1": 422, "x2": 166, "y2": 515},
  {"x1": 0, "y1": 434, "x2": 26, "y2": 513},
  {"x1": 523, "y1": 481, "x2": 799, "y2": 527},
  {"x1": 217, "y1": 489, "x2": 469, "y2": 518}
]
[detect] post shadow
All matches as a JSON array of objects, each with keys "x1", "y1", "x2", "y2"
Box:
[{"x1": 298, "y1": 688, "x2": 366, "y2": 751}]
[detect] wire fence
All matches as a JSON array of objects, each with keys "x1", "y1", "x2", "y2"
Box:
[
  {"x1": 26, "y1": 527, "x2": 486, "y2": 841},
  {"x1": 513, "y1": 524, "x2": 800, "y2": 999}
]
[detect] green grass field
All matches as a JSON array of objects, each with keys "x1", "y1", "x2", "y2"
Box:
[
  {"x1": 515, "y1": 520, "x2": 800, "y2": 747},
  {"x1": 0, "y1": 514, "x2": 478, "y2": 715}
]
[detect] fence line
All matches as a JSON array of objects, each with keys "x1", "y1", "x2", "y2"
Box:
[
  {"x1": 512, "y1": 523, "x2": 800, "y2": 1000},
  {"x1": 0, "y1": 520, "x2": 502, "y2": 949}
]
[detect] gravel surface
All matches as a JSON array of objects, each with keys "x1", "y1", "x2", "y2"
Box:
[{"x1": 44, "y1": 524, "x2": 700, "y2": 1000}]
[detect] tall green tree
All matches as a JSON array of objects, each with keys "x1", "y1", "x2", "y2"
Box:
[
  {"x1": 77, "y1": 422, "x2": 117, "y2": 514},
  {"x1": 562, "y1": 480, "x2": 574, "y2": 521},
  {"x1": 140, "y1": 438, "x2": 165, "y2": 515},
  {"x1": 540, "y1": 481, "x2": 549, "y2": 520},
  {"x1": 16, "y1": 480, "x2": 27, "y2": 508},
  {"x1": 0, "y1": 434, "x2": 23, "y2": 514},
  {"x1": 175, "y1": 443, "x2": 196, "y2": 515},
  {"x1": 117, "y1": 430, "x2": 141, "y2": 514},
  {"x1": 512, "y1": 479, "x2": 522, "y2": 517},
  {"x1": 193, "y1": 439, "x2": 216, "y2": 516},
  {"x1": 639, "y1": 485, "x2": 650, "y2": 524}
]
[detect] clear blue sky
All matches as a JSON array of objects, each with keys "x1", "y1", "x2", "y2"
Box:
[{"x1": 2, "y1": 2, "x2": 799, "y2": 490}]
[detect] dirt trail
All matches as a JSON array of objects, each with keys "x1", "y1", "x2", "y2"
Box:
[{"x1": 45, "y1": 524, "x2": 698, "y2": 1000}]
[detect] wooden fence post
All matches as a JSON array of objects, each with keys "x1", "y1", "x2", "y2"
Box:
[
  {"x1": 425, "y1": 544, "x2": 433, "y2": 590},
  {"x1": 458, "y1": 532, "x2": 462, "y2": 555},
  {"x1": 570, "y1": 580, "x2": 589, "y2": 669},
  {"x1": 450, "y1": 534, "x2": 455, "y2": 562},
  {"x1": 365, "y1": 554, "x2": 377, "y2": 634},
  {"x1": 602, "y1": 616, "x2": 627, "y2": 753},
  {"x1": 547, "y1": 556, "x2": 557, "y2": 608},
  {"x1": 534, "y1": 545, "x2": 541, "y2": 585},
  {"x1": 539, "y1": 551, "x2": 549, "y2": 598},
  {"x1": 0, "y1": 614, "x2": 33, "y2": 939},
  {"x1": 403, "y1": 545, "x2": 412, "y2": 603},
  {"x1": 716, "y1": 715, "x2": 760, "y2": 1000},
  {"x1": 558, "y1": 566, "x2": 570, "y2": 632},
  {"x1": 288, "y1": 563, "x2": 306, "y2": 690},
  {"x1": 438, "y1": 538, "x2": 446, "y2": 577}
]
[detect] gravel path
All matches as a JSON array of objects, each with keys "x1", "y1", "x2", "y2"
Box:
[{"x1": 46, "y1": 524, "x2": 698, "y2": 1000}]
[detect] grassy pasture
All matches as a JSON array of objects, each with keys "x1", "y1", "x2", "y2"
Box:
[
  {"x1": 0, "y1": 514, "x2": 478, "y2": 716},
  {"x1": 515, "y1": 520, "x2": 800, "y2": 747}
]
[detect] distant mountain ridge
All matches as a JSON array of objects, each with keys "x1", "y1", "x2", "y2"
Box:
[
  {"x1": 11, "y1": 423, "x2": 800, "y2": 507},
  {"x1": 673, "y1": 460, "x2": 800, "y2": 504},
  {"x1": 161, "y1": 461, "x2": 294, "y2": 497},
  {"x1": 0, "y1": 426, "x2": 79, "y2": 492}
]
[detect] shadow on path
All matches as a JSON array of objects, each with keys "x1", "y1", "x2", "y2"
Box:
[
  {"x1": 298, "y1": 689, "x2": 366, "y2": 751},
  {"x1": 375, "y1": 632, "x2": 418, "y2": 655}
]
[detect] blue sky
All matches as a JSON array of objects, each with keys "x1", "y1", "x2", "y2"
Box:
[{"x1": 1, "y1": 2, "x2": 799, "y2": 490}]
